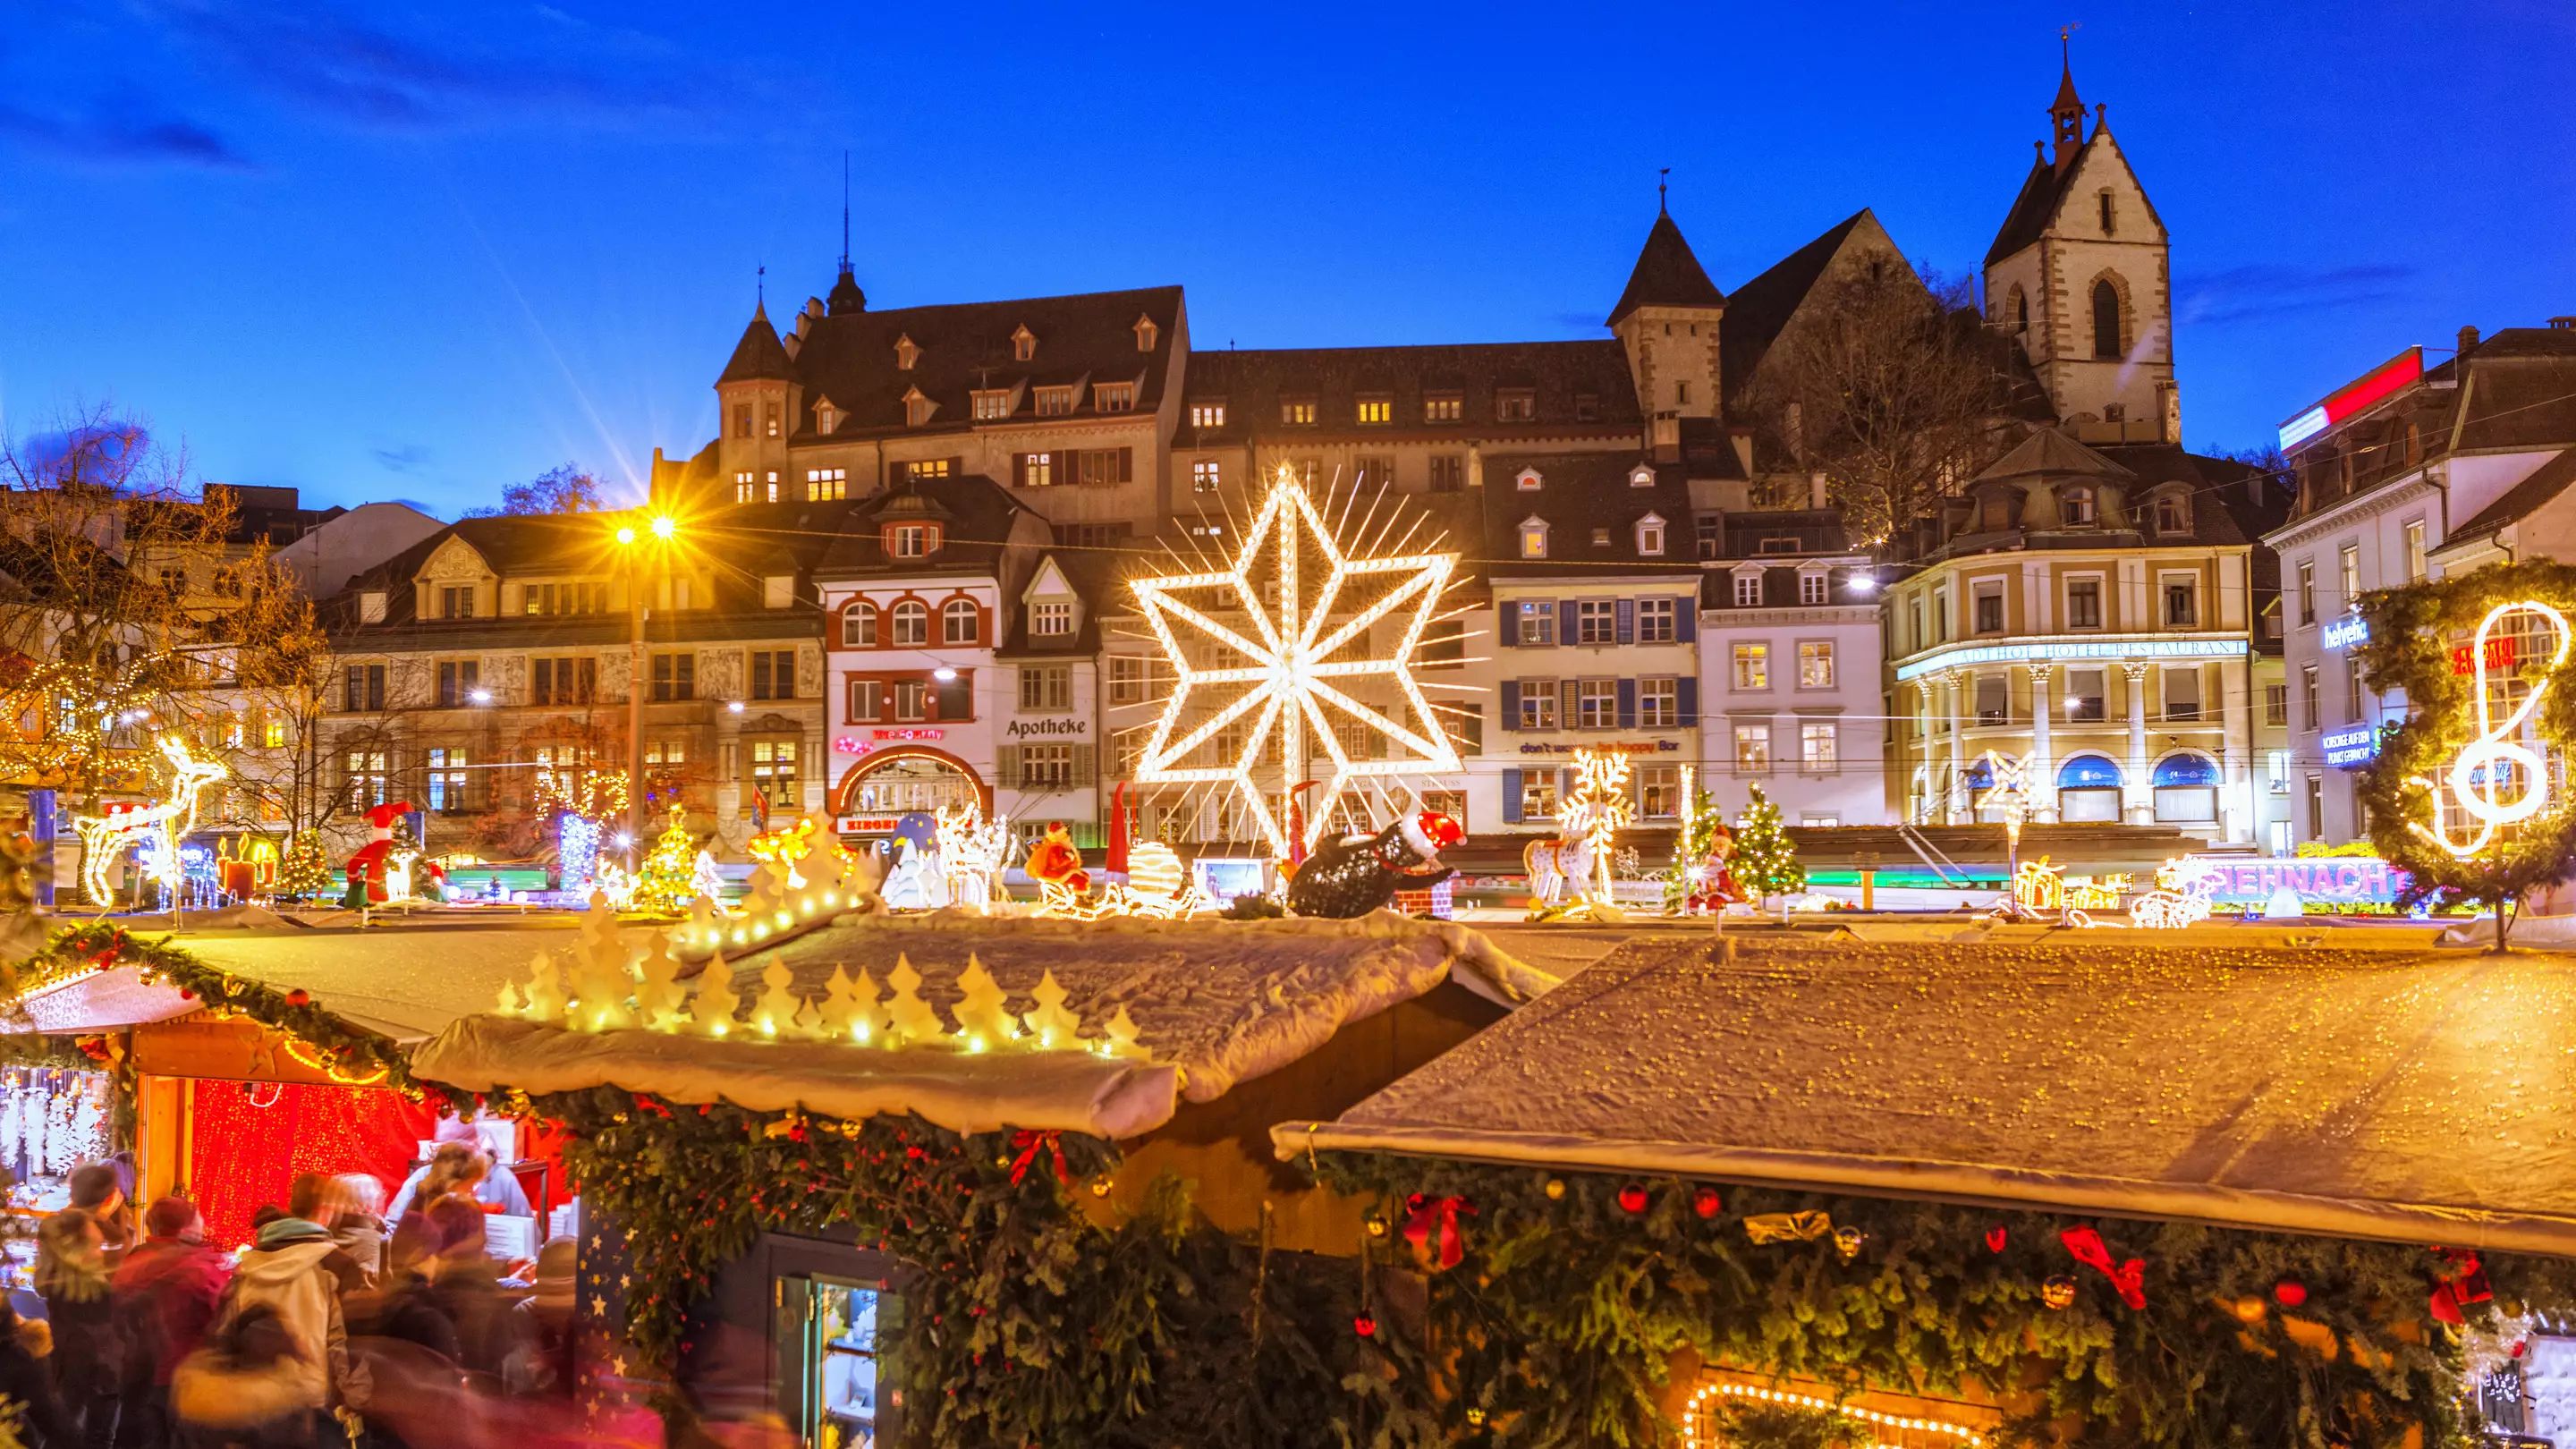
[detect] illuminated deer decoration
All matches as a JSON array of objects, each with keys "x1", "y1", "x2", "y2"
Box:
[
  {"x1": 935, "y1": 805, "x2": 1013, "y2": 914},
  {"x1": 75, "y1": 737, "x2": 227, "y2": 907}
]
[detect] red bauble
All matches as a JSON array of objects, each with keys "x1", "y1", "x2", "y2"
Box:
[
  {"x1": 284, "y1": 989, "x2": 310, "y2": 1008},
  {"x1": 2273, "y1": 1278, "x2": 2308, "y2": 1308},
  {"x1": 178, "y1": 987, "x2": 195, "y2": 1000},
  {"x1": 2513, "y1": 1339, "x2": 2529, "y2": 1359},
  {"x1": 1617, "y1": 1183, "x2": 1649, "y2": 1215},
  {"x1": 1691, "y1": 1186, "x2": 1722, "y2": 1219},
  {"x1": 1353, "y1": 1313, "x2": 1377, "y2": 1338},
  {"x1": 1985, "y1": 1226, "x2": 2008, "y2": 1253}
]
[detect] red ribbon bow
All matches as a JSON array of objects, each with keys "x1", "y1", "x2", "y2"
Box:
[
  {"x1": 1402, "y1": 1194, "x2": 1475, "y2": 1271},
  {"x1": 1009, "y1": 1130, "x2": 1069, "y2": 1186},
  {"x1": 2428, "y1": 1247, "x2": 2493, "y2": 1325},
  {"x1": 2059, "y1": 1226, "x2": 2147, "y2": 1309}
]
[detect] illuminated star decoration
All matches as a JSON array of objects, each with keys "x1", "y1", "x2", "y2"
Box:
[{"x1": 1130, "y1": 463, "x2": 1462, "y2": 856}]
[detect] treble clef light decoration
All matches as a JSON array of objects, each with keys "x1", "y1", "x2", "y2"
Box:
[{"x1": 2407, "y1": 599, "x2": 2572, "y2": 859}]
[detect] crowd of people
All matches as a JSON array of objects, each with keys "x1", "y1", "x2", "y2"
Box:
[{"x1": 6, "y1": 1139, "x2": 580, "y2": 1448}]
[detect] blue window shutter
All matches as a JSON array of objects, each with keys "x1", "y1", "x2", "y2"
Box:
[
  {"x1": 1617, "y1": 679, "x2": 1638, "y2": 728},
  {"x1": 1675, "y1": 597, "x2": 1698, "y2": 642},
  {"x1": 1615, "y1": 598, "x2": 1635, "y2": 644},
  {"x1": 1677, "y1": 677, "x2": 1700, "y2": 727},
  {"x1": 1556, "y1": 599, "x2": 1576, "y2": 645},
  {"x1": 1500, "y1": 679, "x2": 1521, "y2": 731},
  {"x1": 1498, "y1": 602, "x2": 1517, "y2": 648},
  {"x1": 1502, "y1": 769, "x2": 1524, "y2": 824},
  {"x1": 1559, "y1": 678, "x2": 1579, "y2": 725}
]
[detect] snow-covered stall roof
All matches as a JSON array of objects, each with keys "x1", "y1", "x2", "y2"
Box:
[
  {"x1": 169, "y1": 925, "x2": 641, "y2": 1040},
  {"x1": 418, "y1": 912, "x2": 1551, "y2": 1141},
  {"x1": 1275, "y1": 935, "x2": 2576, "y2": 1258}
]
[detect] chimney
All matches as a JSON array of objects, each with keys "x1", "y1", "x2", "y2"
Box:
[
  {"x1": 1809, "y1": 471, "x2": 1828, "y2": 508},
  {"x1": 1727, "y1": 425, "x2": 1755, "y2": 476},
  {"x1": 2458, "y1": 325, "x2": 2481, "y2": 357},
  {"x1": 1652, "y1": 414, "x2": 1682, "y2": 463}
]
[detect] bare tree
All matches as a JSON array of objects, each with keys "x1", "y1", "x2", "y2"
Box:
[
  {"x1": 466, "y1": 463, "x2": 606, "y2": 519},
  {"x1": 1738, "y1": 263, "x2": 2030, "y2": 548}
]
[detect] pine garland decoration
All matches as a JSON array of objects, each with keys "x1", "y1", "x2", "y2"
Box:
[
  {"x1": 1731, "y1": 784, "x2": 1806, "y2": 902},
  {"x1": 1309, "y1": 1151, "x2": 2570, "y2": 1448}
]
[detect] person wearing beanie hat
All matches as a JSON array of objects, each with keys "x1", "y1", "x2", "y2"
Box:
[{"x1": 112, "y1": 1196, "x2": 232, "y2": 1447}]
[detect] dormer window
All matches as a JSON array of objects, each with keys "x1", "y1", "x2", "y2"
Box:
[
  {"x1": 1518, "y1": 518, "x2": 1547, "y2": 559},
  {"x1": 971, "y1": 389, "x2": 1013, "y2": 421},
  {"x1": 1424, "y1": 393, "x2": 1462, "y2": 422},
  {"x1": 1356, "y1": 395, "x2": 1392, "y2": 425},
  {"x1": 1629, "y1": 464, "x2": 1655, "y2": 488},
  {"x1": 815, "y1": 402, "x2": 841, "y2": 435},
  {"x1": 1034, "y1": 386, "x2": 1077, "y2": 417},
  {"x1": 1575, "y1": 392, "x2": 1601, "y2": 421},
  {"x1": 1496, "y1": 389, "x2": 1536, "y2": 422},
  {"x1": 1515, "y1": 468, "x2": 1543, "y2": 492},
  {"x1": 1133, "y1": 315, "x2": 1159, "y2": 352},
  {"x1": 886, "y1": 522, "x2": 940, "y2": 558},
  {"x1": 1094, "y1": 382, "x2": 1137, "y2": 413},
  {"x1": 1281, "y1": 397, "x2": 1317, "y2": 426},
  {"x1": 894, "y1": 334, "x2": 919, "y2": 370},
  {"x1": 1031, "y1": 600, "x2": 1072, "y2": 637},
  {"x1": 1590, "y1": 528, "x2": 1611, "y2": 547},
  {"x1": 1013, "y1": 325, "x2": 1036, "y2": 362},
  {"x1": 2155, "y1": 494, "x2": 2189, "y2": 534},
  {"x1": 2062, "y1": 486, "x2": 2096, "y2": 524},
  {"x1": 1733, "y1": 572, "x2": 1762, "y2": 606},
  {"x1": 902, "y1": 386, "x2": 935, "y2": 428},
  {"x1": 1636, "y1": 513, "x2": 1666, "y2": 556},
  {"x1": 1191, "y1": 401, "x2": 1226, "y2": 428}
]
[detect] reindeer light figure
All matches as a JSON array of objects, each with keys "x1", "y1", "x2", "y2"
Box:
[
  {"x1": 1525, "y1": 748, "x2": 1633, "y2": 921},
  {"x1": 75, "y1": 738, "x2": 226, "y2": 908},
  {"x1": 935, "y1": 805, "x2": 1012, "y2": 914}
]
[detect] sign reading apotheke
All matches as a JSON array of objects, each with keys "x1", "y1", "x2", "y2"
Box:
[{"x1": 1007, "y1": 718, "x2": 1089, "y2": 739}]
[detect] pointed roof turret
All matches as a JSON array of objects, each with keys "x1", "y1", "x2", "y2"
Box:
[
  {"x1": 2049, "y1": 34, "x2": 2089, "y2": 172},
  {"x1": 1606, "y1": 212, "x2": 1726, "y2": 326},
  {"x1": 717, "y1": 302, "x2": 794, "y2": 386},
  {"x1": 826, "y1": 267, "x2": 867, "y2": 316}
]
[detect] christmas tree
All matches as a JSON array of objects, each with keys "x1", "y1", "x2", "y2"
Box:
[
  {"x1": 630, "y1": 814, "x2": 699, "y2": 916},
  {"x1": 275, "y1": 832, "x2": 332, "y2": 900},
  {"x1": 1664, "y1": 780, "x2": 1727, "y2": 913},
  {"x1": 1731, "y1": 784, "x2": 1807, "y2": 903}
]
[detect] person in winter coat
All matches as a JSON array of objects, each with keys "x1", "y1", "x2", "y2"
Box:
[
  {"x1": 110, "y1": 1198, "x2": 231, "y2": 1449},
  {"x1": 35, "y1": 1204, "x2": 118, "y2": 1448},
  {"x1": 211, "y1": 1214, "x2": 352, "y2": 1421},
  {"x1": 325, "y1": 1174, "x2": 389, "y2": 1285},
  {"x1": 284, "y1": 1175, "x2": 369, "y2": 1298},
  {"x1": 169, "y1": 1304, "x2": 319, "y2": 1449},
  {"x1": 0, "y1": 1298, "x2": 75, "y2": 1447}
]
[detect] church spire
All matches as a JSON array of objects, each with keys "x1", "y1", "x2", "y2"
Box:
[
  {"x1": 826, "y1": 150, "x2": 868, "y2": 315},
  {"x1": 2050, "y1": 27, "x2": 2089, "y2": 173}
]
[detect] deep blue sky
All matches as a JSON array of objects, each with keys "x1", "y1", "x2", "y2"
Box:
[{"x1": 4, "y1": 2, "x2": 2569, "y2": 516}]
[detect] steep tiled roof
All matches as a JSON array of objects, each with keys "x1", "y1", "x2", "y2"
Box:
[
  {"x1": 1973, "y1": 428, "x2": 2136, "y2": 486},
  {"x1": 1985, "y1": 146, "x2": 2087, "y2": 267},
  {"x1": 717, "y1": 303, "x2": 794, "y2": 385},
  {"x1": 1718, "y1": 210, "x2": 1877, "y2": 394},
  {"x1": 1474, "y1": 452, "x2": 1699, "y2": 580},
  {"x1": 1180, "y1": 341, "x2": 1642, "y2": 443},
  {"x1": 995, "y1": 548, "x2": 1115, "y2": 658},
  {"x1": 1606, "y1": 212, "x2": 1725, "y2": 325},
  {"x1": 812, "y1": 472, "x2": 1025, "y2": 579},
  {"x1": 787, "y1": 285, "x2": 1183, "y2": 439}
]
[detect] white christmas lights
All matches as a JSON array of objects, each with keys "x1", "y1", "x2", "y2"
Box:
[
  {"x1": 1682, "y1": 1380, "x2": 1985, "y2": 1448},
  {"x1": 2408, "y1": 599, "x2": 2572, "y2": 860},
  {"x1": 73, "y1": 737, "x2": 225, "y2": 907}
]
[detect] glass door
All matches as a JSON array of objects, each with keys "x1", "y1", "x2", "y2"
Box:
[{"x1": 781, "y1": 1273, "x2": 903, "y2": 1447}]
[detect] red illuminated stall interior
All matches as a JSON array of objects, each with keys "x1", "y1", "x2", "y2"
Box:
[{"x1": 188, "y1": 1081, "x2": 436, "y2": 1248}]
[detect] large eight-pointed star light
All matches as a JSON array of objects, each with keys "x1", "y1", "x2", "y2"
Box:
[{"x1": 1130, "y1": 465, "x2": 1462, "y2": 856}]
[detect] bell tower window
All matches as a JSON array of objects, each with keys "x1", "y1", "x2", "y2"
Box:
[{"x1": 2091, "y1": 279, "x2": 2123, "y2": 360}]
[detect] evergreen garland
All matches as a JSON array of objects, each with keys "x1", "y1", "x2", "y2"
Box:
[
  {"x1": 1731, "y1": 784, "x2": 1807, "y2": 902},
  {"x1": 1311, "y1": 1152, "x2": 2570, "y2": 1448},
  {"x1": 530, "y1": 1087, "x2": 1428, "y2": 1449}
]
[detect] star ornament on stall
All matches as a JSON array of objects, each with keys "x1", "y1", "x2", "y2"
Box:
[{"x1": 1129, "y1": 464, "x2": 1461, "y2": 856}]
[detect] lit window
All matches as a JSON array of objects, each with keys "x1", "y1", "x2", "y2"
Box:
[
  {"x1": 1519, "y1": 521, "x2": 1547, "y2": 559},
  {"x1": 2339, "y1": 544, "x2": 2361, "y2": 605},
  {"x1": 942, "y1": 598, "x2": 979, "y2": 645},
  {"x1": 1094, "y1": 382, "x2": 1136, "y2": 413},
  {"x1": 1516, "y1": 602, "x2": 1555, "y2": 647},
  {"x1": 1356, "y1": 397, "x2": 1392, "y2": 425},
  {"x1": 750, "y1": 740, "x2": 800, "y2": 807},
  {"x1": 1516, "y1": 681, "x2": 1556, "y2": 730},
  {"x1": 1637, "y1": 597, "x2": 1676, "y2": 643},
  {"x1": 262, "y1": 719, "x2": 286, "y2": 749},
  {"x1": 764, "y1": 402, "x2": 780, "y2": 438},
  {"x1": 428, "y1": 748, "x2": 470, "y2": 813},
  {"x1": 1281, "y1": 398, "x2": 1317, "y2": 426},
  {"x1": 734, "y1": 470, "x2": 756, "y2": 504},
  {"x1": 892, "y1": 601, "x2": 928, "y2": 646},
  {"x1": 1034, "y1": 387, "x2": 1077, "y2": 416},
  {"x1": 1733, "y1": 724, "x2": 1771, "y2": 772},
  {"x1": 2404, "y1": 521, "x2": 2427, "y2": 582},
  {"x1": 1031, "y1": 601, "x2": 1072, "y2": 637},
  {"x1": 1640, "y1": 677, "x2": 1677, "y2": 728},
  {"x1": 1516, "y1": 469, "x2": 1543, "y2": 491},
  {"x1": 806, "y1": 468, "x2": 846, "y2": 501},
  {"x1": 971, "y1": 390, "x2": 1013, "y2": 420},
  {"x1": 1801, "y1": 722, "x2": 1837, "y2": 769},
  {"x1": 1424, "y1": 394, "x2": 1462, "y2": 422},
  {"x1": 1799, "y1": 640, "x2": 1835, "y2": 688},
  {"x1": 1191, "y1": 460, "x2": 1221, "y2": 493},
  {"x1": 1021, "y1": 453, "x2": 1055, "y2": 487},
  {"x1": 1733, "y1": 643, "x2": 1768, "y2": 691},
  {"x1": 1520, "y1": 770, "x2": 1559, "y2": 820},
  {"x1": 1191, "y1": 402, "x2": 1226, "y2": 428},
  {"x1": 1733, "y1": 573, "x2": 1761, "y2": 606},
  {"x1": 1637, "y1": 763, "x2": 1678, "y2": 818}
]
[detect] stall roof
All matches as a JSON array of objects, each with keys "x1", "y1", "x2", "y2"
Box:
[
  {"x1": 1275, "y1": 935, "x2": 2576, "y2": 1258},
  {"x1": 170, "y1": 925, "x2": 630, "y2": 1041},
  {"x1": 418, "y1": 912, "x2": 1553, "y2": 1140}
]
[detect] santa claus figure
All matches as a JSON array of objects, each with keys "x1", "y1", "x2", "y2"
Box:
[
  {"x1": 1685, "y1": 823, "x2": 1743, "y2": 915},
  {"x1": 342, "y1": 801, "x2": 413, "y2": 908},
  {"x1": 1022, "y1": 820, "x2": 1089, "y2": 894},
  {"x1": 1286, "y1": 810, "x2": 1463, "y2": 919}
]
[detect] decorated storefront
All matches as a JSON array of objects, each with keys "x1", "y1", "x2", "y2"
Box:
[{"x1": 833, "y1": 743, "x2": 990, "y2": 842}]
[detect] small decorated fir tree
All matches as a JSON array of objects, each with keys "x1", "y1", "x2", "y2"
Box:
[
  {"x1": 275, "y1": 832, "x2": 332, "y2": 900},
  {"x1": 1665, "y1": 784, "x2": 1726, "y2": 913},
  {"x1": 630, "y1": 815, "x2": 699, "y2": 915},
  {"x1": 1731, "y1": 784, "x2": 1807, "y2": 903}
]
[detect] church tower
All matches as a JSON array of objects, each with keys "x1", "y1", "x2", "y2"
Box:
[
  {"x1": 1608, "y1": 202, "x2": 1726, "y2": 461},
  {"x1": 1982, "y1": 45, "x2": 2178, "y2": 444}
]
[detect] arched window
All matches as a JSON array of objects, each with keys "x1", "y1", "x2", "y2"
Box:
[
  {"x1": 2011, "y1": 288, "x2": 2029, "y2": 334},
  {"x1": 891, "y1": 600, "x2": 928, "y2": 647},
  {"x1": 2151, "y1": 753, "x2": 2221, "y2": 824},
  {"x1": 840, "y1": 600, "x2": 877, "y2": 648},
  {"x1": 2056, "y1": 754, "x2": 2124, "y2": 823},
  {"x1": 942, "y1": 598, "x2": 979, "y2": 645},
  {"x1": 2091, "y1": 279, "x2": 2123, "y2": 360}
]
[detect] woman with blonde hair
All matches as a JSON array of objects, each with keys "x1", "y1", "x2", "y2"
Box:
[{"x1": 326, "y1": 1174, "x2": 389, "y2": 1284}]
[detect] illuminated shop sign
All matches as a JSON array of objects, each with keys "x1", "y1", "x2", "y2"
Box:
[
  {"x1": 1894, "y1": 636, "x2": 2246, "y2": 682},
  {"x1": 2279, "y1": 346, "x2": 2423, "y2": 450},
  {"x1": 2319, "y1": 725, "x2": 2379, "y2": 767},
  {"x1": 2319, "y1": 616, "x2": 2368, "y2": 650},
  {"x1": 834, "y1": 727, "x2": 949, "y2": 756},
  {"x1": 1516, "y1": 740, "x2": 1683, "y2": 756},
  {"x1": 2181, "y1": 854, "x2": 2408, "y2": 906}
]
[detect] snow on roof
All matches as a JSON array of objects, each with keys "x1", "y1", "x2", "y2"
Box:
[
  {"x1": 172, "y1": 925, "x2": 644, "y2": 1041},
  {"x1": 1276, "y1": 934, "x2": 2576, "y2": 1258},
  {"x1": 417, "y1": 912, "x2": 1552, "y2": 1140}
]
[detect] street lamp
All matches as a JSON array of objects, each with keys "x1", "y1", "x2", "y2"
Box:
[{"x1": 612, "y1": 513, "x2": 682, "y2": 853}]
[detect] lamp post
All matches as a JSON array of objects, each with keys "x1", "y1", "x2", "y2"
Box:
[{"x1": 614, "y1": 514, "x2": 680, "y2": 860}]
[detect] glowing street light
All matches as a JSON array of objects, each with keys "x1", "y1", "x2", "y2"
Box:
[{"x1": 611, "y1": 512, "x2": 686, "y2": 850}]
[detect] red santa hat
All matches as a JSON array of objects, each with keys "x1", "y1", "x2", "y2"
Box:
[
  {"x1": 1398, "y1": 810, "x2": 1463, "y2": 861},
  {"x1": 363, "y1": 801, "x2": 414, "y2": 835}
]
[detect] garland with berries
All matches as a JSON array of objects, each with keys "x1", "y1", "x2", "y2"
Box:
[
  {"x1": 527, "y1": 1086, "x2": 1428, "y2": 1449},
  {"x1": 16, "y1": 924, "x2": 432, "y2": 1099},
  {"x1": 1310, "y1": 1151, "x2": 2573, "y2": 1448}
]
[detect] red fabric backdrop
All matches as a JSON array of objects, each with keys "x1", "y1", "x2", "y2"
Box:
[{"x1": 187, "y1": 1081, "x2": 436, "y2": 1248}]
